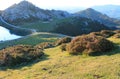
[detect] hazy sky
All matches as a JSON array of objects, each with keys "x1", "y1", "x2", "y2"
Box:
[{"x1": 0, "y1": 0, "x2": 120, "y2": 10}]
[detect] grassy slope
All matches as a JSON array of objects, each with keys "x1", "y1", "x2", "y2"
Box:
[
  {"x1": 0, "y1": 32, "x2": 65, "y2": 49},
  {"x1": 17, "y1": 17, "x2": 73, "y2": 32},
  {"x1": 108, "y1": 37, "x2": 120, "y2": 45},
  {"x1": 17, "y1": 19, "x2": 58, "y2": 32},
  {"x1": 20, "y1": 21, "x2": 56, "y2": 32},
  {"x1": 0, "y1": 38, "x2": 120, "y2": 79}
]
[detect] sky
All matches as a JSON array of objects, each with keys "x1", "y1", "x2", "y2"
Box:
[{"x1": 0, "y1": 0, "x2": 120, "y2": 10}]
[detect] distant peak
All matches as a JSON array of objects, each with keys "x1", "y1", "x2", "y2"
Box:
[
  {"x1": 18, "y1": 0, "x2": 33, "y2": 6},
  {"x1": 20, "y1": 0, "x2": 30, "y2": 3},
  {"x1": 86, "y1": 8, "x2": 95, "y2": 11}
]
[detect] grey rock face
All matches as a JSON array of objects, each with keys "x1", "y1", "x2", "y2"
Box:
[
  {"x1": 51, "y1": 10, "x2": 71, "y2": 18},
  {"x1": 1, "y1": 1, "x2": 71, "y2": 22}
]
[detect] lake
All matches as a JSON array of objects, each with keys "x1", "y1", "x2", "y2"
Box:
[{"x1": 0, "y1": 26, "x2": 21, "y2": 41}]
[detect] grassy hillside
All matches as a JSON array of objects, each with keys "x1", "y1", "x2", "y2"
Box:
[
  {"x1": 108, "y1": 37, "x2": 120, "y2": 45},
  {"x1": 16, "y1": 16, "x2": 110, "y2": 36},
  {"x1": 19, "y1": 21, "x2": 56, "y2": 32},
  {"x1": 0, "y1": 32, "x2": 65, "y2": 49},
  {"x1": 0, "y1": 37, "x2": 120, "y2": 79}
]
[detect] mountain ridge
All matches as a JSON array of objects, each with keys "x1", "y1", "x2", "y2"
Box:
[
  {"x1": 0, "y1": 1, "x2": 119, "y2": 36},
  {"x1": 92, "y1": 5, "x2": 120, "y2": 19},
  {"x1": 74, "y1": 8, "x2": 120, "y2": 28},
  {"x1": 1, "y1": 1, "x2": 70, "y2": 23}
]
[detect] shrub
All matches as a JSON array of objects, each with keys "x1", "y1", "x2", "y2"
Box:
[
  {"x1": 0, "y1": 45, "x2": 44, "y2": 66},
  {"x1": 66, "y1": 35, "x2": 114, "y2": 55},
  {"x1": 90, "y1": 30, "x2": 115, "y2": 38},
  {"x1": 100, "y1": 30, "x2": 115, "y2": 38},
  {"x1": 55, "y1": 36, "x2": 72, "y2": 46},
  {"x1": 114, "y1": 30, "x2": 120, "y2": 33},
  {"x1": 89, "y1": 32, "x2": 101, "y2": 36},
  {"x1": 35, "y1": 42, "x2": 54, "y2": 49},
  {"x1": 112, "y1": 33, "x2": 120, "y2": 38},
  {"x1": 60, "y1": 44, "x2": 67, "y2": 51}
]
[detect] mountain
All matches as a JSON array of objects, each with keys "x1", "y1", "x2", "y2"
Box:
[
  {"x1": 0, "y1": 1, "x2": 116, "y2": 36},
  {"x1": 0, "y1": 10, "x2": 2, "y2": 16},
  {"x1": 92, "y1": 5, "x2": 120, "y2": 19},
  {"x1": 1, "y1": 1, "x2": 70, "y2": 23},
  {"x1": 52, "y1": 16, "x2": 110, "y2": 36},
  {"x1": 74, "y1": 8, "x2": 120, "y2": 28}
]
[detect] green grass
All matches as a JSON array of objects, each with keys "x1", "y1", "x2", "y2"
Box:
[
  {"x1": 18, "y1": 19, "x2": 60, "y2": 32},
  {"x1": 0, "y1": 32, "x2": 64, "y2": 49},
  {"x1": 20, "y1": 21, "x2": 56, "y2": 32},
  {"x1": 0, "y1": 33, "x2": 120, "y2": 79},
  {"x1": 108, "y1": 37, "x2": 120, "y2": 45},
  {"x1": 17, "y1": 17, "x2": 74, "y2": 32},
  {"x1": 0, "y1": 44, "x2": 120, "y2": 79}
]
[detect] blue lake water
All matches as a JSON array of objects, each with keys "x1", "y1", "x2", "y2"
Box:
[{"x1": 0, "y1": 26, "x2": 21, "y2": 41}]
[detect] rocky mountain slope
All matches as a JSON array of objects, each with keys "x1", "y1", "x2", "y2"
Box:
[
  {"x1": 0, "y1": 1, "x2": 118, "y2": 36},
  {"x1": 92, "y1": 5, "x2": 120, "y2": 19},
  {"x1": 74, "y1": 8, "x2": 120, "y2": 28},
  {"x1": 1, "y1": 1, "x2": 70, "y2": 23}
]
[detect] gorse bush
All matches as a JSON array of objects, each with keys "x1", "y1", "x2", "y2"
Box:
[
  {"x1": 90, "y1": 30, "x2": 115, "y2": 38},
  {"x1": 55, "y1": 36, "x2": 72, "y2": 46},
  {"x1": 60, "y1": 44, "x2": 67, "y2": 51},
  {"x1": 66, "y1": 35, "x2": 114, "y2": 55},
  {"x1": 112, "y1": 33, "x2": 120, "y2": 38},
  {"x1": 35, "y1": 42, "x2": 54, "y2": 49},
  {"x1": 100, "y1": 30, "x2": 115, "y2": 38},
  {"x1": 0, "y1": 45, "x2": 44, "y2": 66},
  {"x1": 114, "y1": 30, "x2": 120, "y2": 33}
]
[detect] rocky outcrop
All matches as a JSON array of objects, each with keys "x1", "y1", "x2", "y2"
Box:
[
  {"x1": 1, "y1": 1, "x2": 71, "y2": 23},
  {"x1": 50, "y1": 10, "x2": 71, "y2": 18},
  {"x1": 1, "y1": 1, "x2": 51, "y2": 22}
]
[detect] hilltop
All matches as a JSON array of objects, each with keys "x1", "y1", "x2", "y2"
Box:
[{"x1": 74, "y1": 8, "x2": 120, "y2": 28}]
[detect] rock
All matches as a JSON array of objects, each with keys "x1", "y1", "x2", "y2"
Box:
[
  {"x1": 1, "y1": 1, "x2": 71, "y2": 23},
  {"x1": 42, "y1": 68, "x2": 47, "y2": 71}
]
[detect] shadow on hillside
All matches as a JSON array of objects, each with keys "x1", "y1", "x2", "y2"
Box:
[
  {"x1": 0, "y1": 54, "x2": 49, "y2": 71},
  {"x1": 107, "y1": 45, "x2": 120, "y2": 55}
]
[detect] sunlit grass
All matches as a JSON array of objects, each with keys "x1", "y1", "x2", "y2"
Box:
[
  {"x1": 108, "y1": 37, "x2": 120, "y2": 45},
  {"x1": 0, "y1": 46, "x2": 120, "y2": 79},
  {"x1": 0, "y1": 32, "x2": 63, "y2": 49}
]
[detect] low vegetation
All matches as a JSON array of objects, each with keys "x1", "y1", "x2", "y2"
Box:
[
  {"x1": 0, "y1": 45, "x2": 120, "y2": 79},
  {"x1": 55, "y1": 36, "x2": 72, "y2": 46},
  {"x1": 90, "y1": 30, "x2": 115, "y2": 38},
  {"x1": 60, "y1": 43, "x2": 67, "y2": 51},
  {"x1": 0, "y1": 45, "x2": 44, "y2": 67},
  {"x1": 66, "y1": 35, "x2": 114, "y2": 55},
  {"x1": 112, "y1": 33, "x2": 120, "y2": 38},
  {"x1": 0, "y1": 33, "x2": 64, "y2": 49},
  {"x1": 0, "y1": 30, "x2": 120, "y2": 79},
  {"x1": 108, "y1": 37, "x2": 120, "y2": 45},
  {"x1": 35, "y1": 42, "x2": 54, "y2": 49}
]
